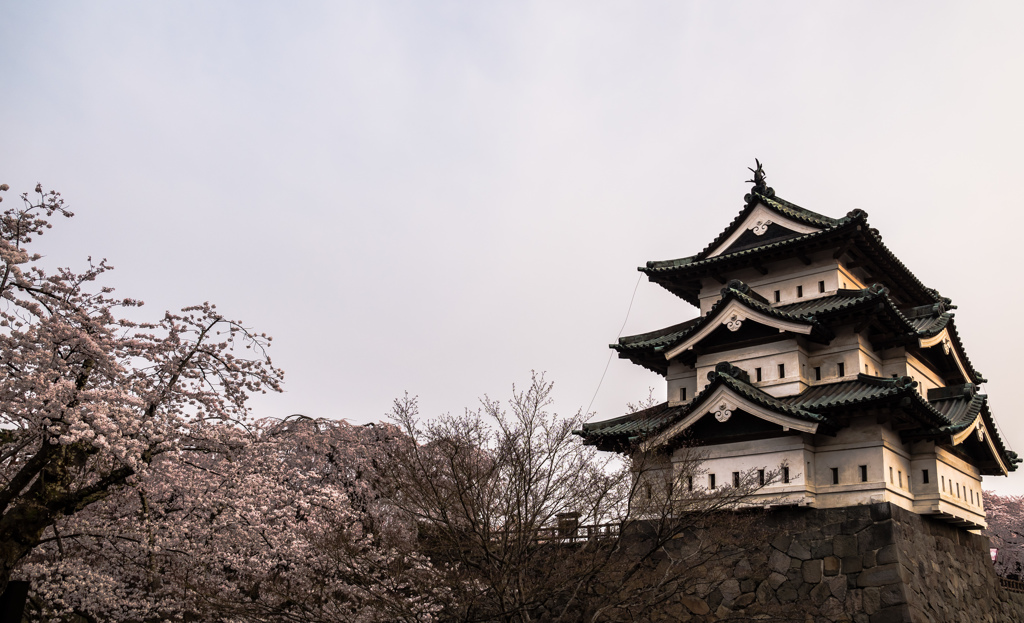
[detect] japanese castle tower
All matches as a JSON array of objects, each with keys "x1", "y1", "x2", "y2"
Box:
[{"x1": 578, "y1": 162, "x2": 1018, "y2": 530}]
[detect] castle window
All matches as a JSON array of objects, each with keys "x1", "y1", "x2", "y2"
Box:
[
  {"x1": 687, "y1": 476, "x2": 693, "y2": 491},
  {"x1": 679, "y1": 387, "x2": 687, "y2": 401},
  {"x1": 818, "y1": 280, "x2": 825, "y2": 293},
  {"x1": 922, "y1": 469, "x2": 929, "y2": 484},
  {"x1": 797, "y1": 285, "x2": 803, "y2": 298},
  {"x1": 758, "y1": 469, "x2": 765, "y2": 486},
  {"x1": 778, "y1": 363, "x2": 785, "y2": 379},
  {"x1": 889, "y1": 467, "x2": 894, "y2": 484},
  {"x1": 956, "y1": 483, "x2": 960, "y2": 498},
  {"x1": 733, "y1": 472, "x2": 740, "y2": 488},
  {"x1": 755, "y1": 367, "x2": 762, "y2": 382},
  {"x1": 838, "y1": 362, "x2": 845, "y2": 377},
  {"x1": 774, "y1": 290, "x2": 780, "y2": 303},
  {"x1": 941, "y1": 475, "x2": 945, "y2": 492},
  {"x1": 814, "y1": 367, "x2": 821, "y2": 381},
  {"x1": 709, "y1": 474, "x2": 716, "y2": 489},
  {"x1": 898, "y1": 471, "x2": 902, "y2": 487},
  {"x1": 782, "y1": 467, "x2": 790, "y2": 484},
  {"x1": 831, "y1": 468, "x2": 839, "y2": 485},
  {"x1": 860, "y1": 465, "x2": 868, "y2": 482}
]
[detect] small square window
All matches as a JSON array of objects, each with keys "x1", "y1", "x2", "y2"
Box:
[
  {"x1": 733, "y1": 472, "x2": 740, "y2": 488},
  {"x1": 709, "y1": 474, "x2": 716, "y2": 489},
  {"x1": 797, "y1": 285, "x2": 803, "y2": 298},
  {"x1": 758, "y1": 469, "x2": 765, "y2": 486},
  {"x1": 818, "y1": 280, "x2": 825, "y2": 293},
  {"x1": 774, "y1": 290, "x2": 781, "y2": 303},
  {"x1": 860, "y1": 465, "x2": 868, "y2": 482},
  {"x1": 778, "y1": 363, "x2": 785, "y2": 378},
  {"x1": 814, "y1": 367, "x2": 821, "y2": 381},
  {"x1": 831, "y1": 467, "x2": 839, "y2": 485},
  {"x1": 783, "y1": 467, "x2": 790, "y2": 484},
  {"x1": 755, "y1": 367, "x2": 762, "y2": 382},
  {"x1": 837, "y1": 362, "x2": 845, "y2": 377}
]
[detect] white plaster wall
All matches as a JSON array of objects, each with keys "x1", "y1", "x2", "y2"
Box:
[
  {"x1": 659, "y1": 418, "x2": 987, "y2": 527},
  {"x1": 666, "y1": 363, "x2": 697, "y2": 406},
  {"x1": 698, "y1": 257, "x2": 848, "y2": 315}
]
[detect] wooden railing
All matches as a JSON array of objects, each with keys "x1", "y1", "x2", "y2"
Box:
[
  {"x1": 533, "y1": 522, "x2": 621, "y2": 543},
  {"x1": 1000, "y1": 577, "x2": 1024, "y2": 594}
]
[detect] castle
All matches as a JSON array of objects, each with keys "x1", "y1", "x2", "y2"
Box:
[{"x1": 578, "y1": 162, "x2": 1018, "y2": 530}]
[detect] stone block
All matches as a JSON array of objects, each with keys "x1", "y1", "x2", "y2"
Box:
[
  {"x1": 862, "y1": 549, "x2": 876, "y2": 568},
  {"x1": 829, "y1": 575, "x2": 848, "y2": 602},
  {"x1": 734, "y1": 592, "x2": 756, "y2": 608},
  {"x1": 788, "y1": 538, "x2": 812, "y2": 560},
  {"x1": 720, "y1": 578, "x2": 741, "y2": 604},
  {"x1": 769, "y1": 549, "x2": 791, "y2": 574},
  {"x1": 876, "y1": 544, "x2": 899, "y2": 565},
  {"x1": 771, "y1": 532, "x2": 793, "y2": 553},
  {"x1": 821, "y1": 595, "x2": 845, "y2": 620},
  {"x1": 810, "y1": 580, "x2": 832, "y2": 606},
  {"x1": 740, "y1": 578, "x2": 755, "y2": 593},
  {"x1": 824, "y1": 555, "x2": 841, "y2": 576},
  {"x1": 842, "y1": 517, "x2": 874, "y2": 535},
  {"x1": 842, "y1": 556, "x2": 863, "y2": 574},
  {"x1": 858, "y1": 521, "x2": 895, "y2": 553},
  {"x1": 858, "y1": 563, "x2": 903, "y2": 587},
  {"x1": 777, "y1": 584, "x2": 798, "y2": 603},
  {"x1": 879, "y1": 583, "x2": 905, "y2": 608},
  {"x1": 868, "y1": 604, "x2": 912, "y2": 623},
  {"x1": 678, "y1": 595, "x2": 709, "y2": 615},
  {"x1": 870, "y1": 502, "x2": 892, "y2": 522},
  {"x1": 768, "y1": 572, "x2": 787, "y2": 590},
  {"x1": 803, "y1": 559, "x2": 823, "y2": 583},
  {"x1": 835, "y1": 534, "x2": 859, "y2": 557},
  {"x1": 756, "y1": 580, "x2": 774, "y2": 605},
  {"x1": 863, "y1": 586, "x2": 881, "y2": 615},
  {"x1": 734, "y1": 557, "x2": 752, "y2": 579},
  {"x1": 812, "y1": 539, "x2": 834, "y2": 558}
]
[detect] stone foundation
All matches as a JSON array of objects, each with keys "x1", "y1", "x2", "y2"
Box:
[{"x1": 645, "y1": 503, "x2": 1024, "y2": 622}]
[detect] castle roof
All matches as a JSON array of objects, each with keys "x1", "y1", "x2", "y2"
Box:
[
  {"x1": 576, "y1": 364, "x2": 1018, "y2": 475},
  {"x1": 641, "y1": 193, "x2": 947, "y2": 309},
  {"x1": 614, "y1": 281, "x2": 984, "y2": 384}
]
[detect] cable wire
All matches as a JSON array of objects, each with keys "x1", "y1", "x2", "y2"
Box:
[{"x1": 585, "y1": 274, "x2": 643, "y2": 418}]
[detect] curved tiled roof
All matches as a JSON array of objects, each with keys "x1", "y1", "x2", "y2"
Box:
[
  {"x1": 642, "y1": 206, "x2": 945, "y2": 309},
  {"x1": 577, "y1": 368, "x2": 1017, "y2": 472},
  {"x1": 692, "y1": 189, "x2": 840, "y2": 261},
  {"x1": 613, "y1": 281, "x2": 984, "y2": 383}
]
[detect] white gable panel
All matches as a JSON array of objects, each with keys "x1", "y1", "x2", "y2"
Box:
[{"x1": 706, "y1": 203, "x2": 823, "y2": 259}]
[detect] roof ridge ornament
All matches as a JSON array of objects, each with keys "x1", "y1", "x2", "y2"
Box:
[{"x1": 744, "y1": 159, "x2": 775, "y2": 207}]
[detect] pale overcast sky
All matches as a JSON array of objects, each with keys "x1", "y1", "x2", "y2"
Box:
[{"x1": 4, "y1": 2, "x2": 1024, "y2": 493}]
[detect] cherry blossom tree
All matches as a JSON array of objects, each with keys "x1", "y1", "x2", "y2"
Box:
[
  {"x1": 983, "y1": 491, "x2": 1024, "y2": 579},
  {"x1": 21, "y1": 418, "x2": 445, "y2": 622},
  {"x1": 0, "y1": 183, "x2": 283, "y2": 595}
]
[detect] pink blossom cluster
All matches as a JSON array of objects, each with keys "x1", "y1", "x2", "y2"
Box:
[{"x1": 21, "y1": 418, "x2": 446, "y2": 621}]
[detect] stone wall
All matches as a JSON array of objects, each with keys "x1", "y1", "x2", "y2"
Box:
[{"x1": 641, "y1": 502, "x2": 1024, "y2": 622}]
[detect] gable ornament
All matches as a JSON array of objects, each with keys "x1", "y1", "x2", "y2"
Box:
[
  {"x1": 724, "y1": 313, "x2": 744, "y2": 332},
  {"x1": 750, "y1": 219, "x2": 773, "y2": 236},
  {"x1": 713, "y1": 400, "x2": 735, "y2": 422}
]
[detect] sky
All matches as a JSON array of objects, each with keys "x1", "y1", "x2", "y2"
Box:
[{"x1": 3, "y1": 2, "x2": 1024, "y2": 494}]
